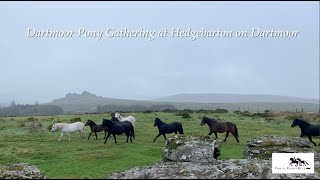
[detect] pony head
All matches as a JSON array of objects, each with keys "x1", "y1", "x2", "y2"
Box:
[
  {"x1": 291, "y1": 119, "x2": 298, "y2": 127},
  {"x1": 154, "y1": 118, "x2": 161, "y2": 127},
  {"x1": 291, "y1": 118, "x2": 305, "y2": 127},
  {"x1": 201, "y1": 116, "x2": 208, "y2": 126},
  {"x1": 50, "y1": 123, "x2": 57, "y2": 132},
  {"x1": 85, "y1": 120, "x2": 93, "y2": 126},
  {"x1": 115, "y1": 113, "x2": 121, "y2": 119},
  {"x1": 111, "y1": 116, "x2": 120, "y2": 123}
]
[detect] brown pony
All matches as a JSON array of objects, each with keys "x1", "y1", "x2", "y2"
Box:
[{"x1": 200, "y1": 116, "x2": 239, "y2": 143}]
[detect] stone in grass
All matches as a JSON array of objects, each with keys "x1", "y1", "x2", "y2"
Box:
[
  {"x1": 162, "y1": 135, "x2": 222, "y2": 162},
  {"x1": 0, "y1": 163, "x2": 46, "y2": 179}
]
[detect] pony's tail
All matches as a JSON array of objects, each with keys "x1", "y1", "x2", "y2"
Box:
[
  {"x1": 234, "y1": 124, "x2": 239, "y2": 143},
  {"x1": 131, "y1": 126, "x2": 135, "y2": 139},
  {"x1": 179, "y1": 124, "x2": 184, "y2": 134},
  {"x1": 132, "y1": 118, "x2": 136, "y2": 127}
]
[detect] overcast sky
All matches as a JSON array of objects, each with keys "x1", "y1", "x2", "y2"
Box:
[{"x1": 0, "y1": 1, "x2": 319, "y2": 104}]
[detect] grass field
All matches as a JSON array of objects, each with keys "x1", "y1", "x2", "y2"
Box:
[{"x1": 0, "y1": 112, "x2": 320, "y2": 179}]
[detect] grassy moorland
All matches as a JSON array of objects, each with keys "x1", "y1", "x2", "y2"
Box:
[{"x1": 0, "y1": 112, "x2": 319, "y2": 179}]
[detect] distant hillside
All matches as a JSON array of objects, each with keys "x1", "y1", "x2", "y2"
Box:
[
  {"x1": 0, "y1": 103, "x2": 6, "y2": 108},
  {"x1": 48, "y1": 91, "x2": 176, "y2": 113},
  {"x1": 47, "y1": 91, "x2": 319, "y2": 114},
  {"x1": 155, "y1": 93, "x2": 319, "y2": 104}
]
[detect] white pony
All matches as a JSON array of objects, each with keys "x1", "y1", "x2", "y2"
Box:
[
  {"x1": 50, "y1": 122, "x2": 85, "y2": 141},
  {"x1": 115, "y1": 112, "x2": 136, "y2": 128}
]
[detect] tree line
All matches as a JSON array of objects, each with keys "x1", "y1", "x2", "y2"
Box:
[
  {"x1": 96, "y1": 104, "x2": 177, "y2": 113},
  {"x1": 0, "y1": 102, "x2": 64, "y2": 116}
]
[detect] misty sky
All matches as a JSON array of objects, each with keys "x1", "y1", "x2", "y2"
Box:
[{"x1": 0, "y1": 1, "x2": 319, "y2": 104}]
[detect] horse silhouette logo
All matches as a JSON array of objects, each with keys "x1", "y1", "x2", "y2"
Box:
[
  {"x1": 297, "y1": 158, "x2": 309, "y2": 166},
  {"x1": 289, "y1": 157, "x2": 309, "y2": 167}
]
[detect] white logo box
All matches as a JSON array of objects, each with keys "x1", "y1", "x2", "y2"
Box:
[{"x1": 272, "y1": 153, "x2": 314, "y2": 174}]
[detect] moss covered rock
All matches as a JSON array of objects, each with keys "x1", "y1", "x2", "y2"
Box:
[
  {"x1": 243, "y1": 135, "x2": 320, "y2": 160},
  {"x1": 0, "y1": 163, "x2": 46, "y2": 179},
  {"x1": 162, "y1": 135, "x2": 222, "y2": 162},
  {"x1": 107, "y1": 160, "x2": 320, "y2": 179}
]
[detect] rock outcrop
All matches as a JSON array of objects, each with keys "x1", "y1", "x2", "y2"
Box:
[
  {"x1": 0, "y1": 163, "x2": 46, "y2": 179},
  {"x1": 162, "y1": 135, "x2": 222, "y2": 162},
  {"x1": 107, "y1": 135, "x2": 320, "y2": 179},
  {"x1": 107, "y1": 160, "x2": 319, "y2": 179},
  {"x1": 244, "y1": 135, "x2": 320, "y2": 161}
]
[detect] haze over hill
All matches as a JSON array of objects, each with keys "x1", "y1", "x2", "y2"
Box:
[
  {"x1": 155, "y1": 93, "x2": 319, "y2": 104},
  {"x1": 48, "y1": 91, "x2": 176, "y2": 113},
  {"x1": 46, "y1": 91, "x2": 319, "y2": 114},
  {"x1": 0, "y1": 2, "x2": 319, "y2": 107}
]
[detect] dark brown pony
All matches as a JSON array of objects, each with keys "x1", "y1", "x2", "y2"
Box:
[
  {"x1": 200, "y1": 116, "x2": 239, "y2": 143},
  {"x1": 85, "y1": 120, "x2": 105, "y2": 140}
]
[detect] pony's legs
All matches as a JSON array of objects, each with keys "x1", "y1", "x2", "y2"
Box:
[
  {"x1": 307, "y1": 136, "x2": 317, "y2": 146},
  {"x1": 104, "y1": 133, "x2": 111, "y2": 144},
  {"x1": 112, "y1": 134, "x2": 117, "y2": 144},
  {"x1": 223, "y1": 132, "x2": 229, "y2": 142},
  {"x1": 58, "y1": 132, "x2": 64, "y2": 141},
  {"x1": 125, "y1": 133, "x2": 129, "y2": 143},
  {"x1": 214, "y1": 132, "x2": 218, "y2": 138},
  {"x1": 94, "y1": 132, "x2": 98, "y2": 140},
  {"x1": 67, "y1": 132, "x2": 71, "y2": 141},
  {"x1": 153, "y1": 133, "x2": 162, "y2": 143},
  {"x1": 208, "y1": 131, "x2": 213, "y2": 136},
  {"x1": 88, "y1": 132, "x2": 92, "y2": 140},
  {"x1": 163, "y1": 134, "x2": 167, "y2": 140},
  {"x1": 79, "y1": 130, "x2": 84, "y2": 138}
]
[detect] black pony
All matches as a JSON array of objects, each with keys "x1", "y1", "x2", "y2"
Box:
[
  {"x1": 102, "y1": 118, "x2": 135, "y2": 144},
  {"x1": 153, "y1": 117, "x2": 184, "y2": 143},
  {"x1": 291, "y1": 118, "x2": 320, "y2": 146},
  {"x1": 85, "y1": 120, "x2": 105, "y2": 140}
]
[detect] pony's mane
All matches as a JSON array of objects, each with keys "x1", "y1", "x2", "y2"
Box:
[
  {"x1": 295, "y1": 118, "x2": 311, "y2": 125},
  {"x1": 204, "y1": 117, "x2": 217, "y2": 123},
  {"x1": 111, "y1": 117, "x2": 120, "y2": 121},
  {"x1": 156, "y1": 118, "x2": 167, "y2": 125},
  {"x1": 54, "y1": 122, "x2": 68, "y2": 125},
  {"x1": 87, "y1": 120, "x2": 97, "y2": 125},
  {"x1": 52, "y1": 123, "x2": 68, "y2": 129}
]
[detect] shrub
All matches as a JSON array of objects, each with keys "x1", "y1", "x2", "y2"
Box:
[
  {"x1": 181, "y1": 112, "x2": 191, "y2": 119},
  {"x1": 17, "y1": 122, "x2": 25, "y2": 128},
  {"x1": 182, "y1": 109, "x2": 194, "y2": 113},
  {"x1": 47, "y1": 124, "x2": 53, "y2": 131},
  {"x1": 162, "y1": 109, "x2": 178, "y2": 113},
  {"x1": 213, "y1": 108, "x2": 228, "y2": 113},
  {"x1": 27, "y1": 117, "x2": 38, "y2": 122},
  {"x1": 70, "y1": 117, "x2": 81, "y2": 123},
  {"x1": 196, "y1": 109, "x2": 210, "y2": 114},
  {"x1": 233, "y1": 110, "x2": 241, "y2": 114}
]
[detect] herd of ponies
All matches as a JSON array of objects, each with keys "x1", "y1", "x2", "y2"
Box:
[{"x1": 50, "y1": 112, "x2": 320, "y2": 146}]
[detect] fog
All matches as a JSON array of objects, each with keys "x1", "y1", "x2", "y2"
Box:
[{"x1": 0, "y1": 1, "x2": 318, "y2": 104}]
